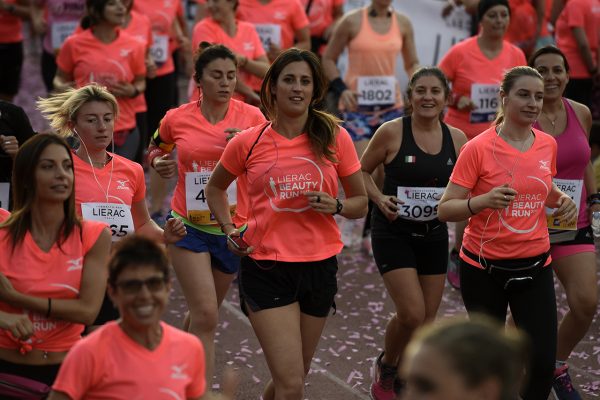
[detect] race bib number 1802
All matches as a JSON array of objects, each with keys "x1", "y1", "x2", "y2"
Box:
[{"x1": 357, "y1": 76, "x2": 396, "y2": 106}]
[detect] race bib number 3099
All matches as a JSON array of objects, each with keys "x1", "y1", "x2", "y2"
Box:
[{"x1": 396, "y1": 186, "x2": 444, "y2": 222}]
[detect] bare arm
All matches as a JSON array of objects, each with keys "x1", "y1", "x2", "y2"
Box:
[
  {"x1": 572, "y1": 26, "x2": 597, "y2": 75},
  {"x1": 305, "y1": 170, "x2": 368, "y2": 219},
  {"x1": 53, "y1": 68, "x2": 75, "y2": 91},
  {"x1": 398, "y1": 13, "x2": 419, "y2": 77}
]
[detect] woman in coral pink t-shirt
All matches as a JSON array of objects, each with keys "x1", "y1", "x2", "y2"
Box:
[
  {"x1": 49, "y1": 237, "x2": 206, "y2": 400},
  {"x1": 438, "y1": 66, "x2": 577, "y2": 400},
  {"x1": 0, "y1": 134, "x2": 111, "y2": 387},
  {"x1": 206, "y1": 49, "x2": 367, "y2": 400},
  {"x1": 54, "y1": 0, "x2": 146, "y2": 161}
]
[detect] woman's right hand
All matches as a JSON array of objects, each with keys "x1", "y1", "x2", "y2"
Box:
[
  {"x1": 340, "y1": 89, "x2": 358, "y2": 112},
  {"x1": 152, "y1": 153, "x2": 177, "y2": 178},
  {"x1": 376, "y1": 195, "x2": 400, "y2": 221},
  {"x1": 456, "y1": 95, "x2": 477, "y2": 111},
  {"x1": 0, "y1": 312, "x2": 33, "y2": 340},
  {"x1": 224, "y1": 228, "x2": 253, "y2": 257},
  {"x1": 483, "y1": 184, "x2": 517, "y2": 210}
]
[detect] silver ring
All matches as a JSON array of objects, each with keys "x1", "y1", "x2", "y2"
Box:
[
  {"x1": 5, "y1": 141, "x2": 9, "y2": 145},
  {"x1": 504, "y1": 195, "x2": 508, "y2": 201},
  {"x1": 316, "y1": 195, "x2": 321, "y2": 203}
]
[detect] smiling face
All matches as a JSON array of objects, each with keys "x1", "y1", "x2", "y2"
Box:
[
  {"x1": 70, "y1": 100, "x2": 115, "y2": 152},
  {"x1": 101, "y1": 0, "x2": 126, "y2": 25},
  {"x1": 206, "y1": 0, "x2": 235, "y2": 21},
  {"x1": 501, "y1": 75, "x2": 544, "y2": 126},
  {"x1": 34, "y1": 143, "x2": 74, "y2": 204},
  {"x1": 409, "y1": 74, "x2": 448, "y2": 119},
  {"x1": 480, "y1": 5, "x2": 510, "y2": 39},
  {"x1": 198, "y1": 57, "x2": 237, "y2": 104},
  {"x1": 532, "y1": 53, "x2": 569, "y2": 102},
  {"x1": 109, "y1": 264, "x2": 171, "y2": 330},
  {"x1": 272, "y1": 61, "x2": 314, "y2": 118}
]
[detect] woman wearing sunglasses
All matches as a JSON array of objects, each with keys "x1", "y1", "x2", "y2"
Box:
[{"x1": 49, "y1": 236, "x2": 207, "y2": 400}]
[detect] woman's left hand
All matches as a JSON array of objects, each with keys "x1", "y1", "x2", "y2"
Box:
[
  {"x1": 110, "y1": 81, "x2": 136, "y2": 98},
  {"x1": 0, "y1": 135, "x2": 18, "y2": 158},
  {"x1": 163, "y1": 218, "x2": 187, "y2": 244},
  {"x1": 553, "y1": 194, "x2": 578, "y2": 223},
  {"x1": 305, "y1": 191, "x2": 337, "y2": 214}
]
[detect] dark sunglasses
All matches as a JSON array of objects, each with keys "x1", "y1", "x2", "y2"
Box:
[{"x1": 115, "y1": 276, "x2": 168, "y2": 294}]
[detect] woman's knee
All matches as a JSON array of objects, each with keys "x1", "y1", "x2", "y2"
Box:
[
  {"x1": 567, "y1": 290, "x2": 598, "y2": 321},
  {"x1": 395, "y1": 308, "x2": 426, "y2": 331},
  {"x1": 273, "y1": 374, "x2": 304, "y2": 400},
  {"x1": 188, "y1": 305, "x2": 219, "y2": 333}
]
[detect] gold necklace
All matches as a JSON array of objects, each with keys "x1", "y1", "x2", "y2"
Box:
[{"x1": 540, "y1": 102, "x2": 564, "y2": 135}]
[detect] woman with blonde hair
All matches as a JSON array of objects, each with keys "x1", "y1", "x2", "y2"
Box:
[{"x1": 37, "y1": 84, "x2": 185, "y2": 327}]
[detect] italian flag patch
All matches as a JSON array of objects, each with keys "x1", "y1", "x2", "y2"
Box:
[{"x1": 405, "y1": 155, "x2": 416, "y2": 163}]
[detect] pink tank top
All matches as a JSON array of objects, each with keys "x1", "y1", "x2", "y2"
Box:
[
  {"x1": 534, "y1": 98, "x2": 591, "y2": 228},
  {"x1": 343, "y1": 8, "x2": 403, "y2": 110}
]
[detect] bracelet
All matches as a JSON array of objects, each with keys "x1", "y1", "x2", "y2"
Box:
[
  {"x1": 329, "y1": 77, "x2": 348, "y2": 96},
  {"x1": 467, "y1": 197, "x2": 475, "y2": 215},
  {"x1": 147, "y1": 147, "x2": 166, "y2": 168},
  {"x1": 332, "y1": 198, "x2": 343, "y2": 215},
  {"x1": 587, "y1": 193, "x2": 600, "y2": 205},
  {"x1": 46, "y1": 298, "x2": 52, "y2": 318},
  {"x1": 220, "y1": 222, "x2": 236, "y2": 233}
]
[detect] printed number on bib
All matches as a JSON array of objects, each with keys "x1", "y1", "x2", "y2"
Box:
[
  {"x1": 185, "y1": 172, "x2": 236, "y2": 225},
  {"x1": 396, "y1": 186, "x2": 444, "y2": 222},
  {"x1": 51, "y1": 21, "x2": 78, "y2": 51},
  {"x1": 470, "y1": 83, "x2": 499, "y2": 123},
  {"x1": 357, "y1": 76, "x2": 396, "y2": 106},
  {"x1": 255, "y1": 24, "x2": 281, "y2": 51},
  {"x1": 150, "y1": 34, "x2": 169, "y2": 64},
  {"x1": 81, "y1": 202, "x2": 135, "y2": 241},
  {"x1": 545, "y1": 178, "x2": 582, "y2": 231},
  {"x1": 0, "y1": 183, "x2": 9, "y2": 210}
]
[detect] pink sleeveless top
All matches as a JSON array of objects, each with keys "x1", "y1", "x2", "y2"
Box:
[
  {"x1": 343, "y1": 8, "x2": 403, "y2": 110},
  {"x1": 534, "y1": 98, "x2": 591, "y2": 228}
]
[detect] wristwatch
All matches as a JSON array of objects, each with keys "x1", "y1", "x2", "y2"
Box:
[{"x1": 332, "y1": 198, "x2": 343, "y2": 215}]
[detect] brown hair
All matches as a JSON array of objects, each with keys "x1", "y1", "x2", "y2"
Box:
[
  {"x1": 405, "y1": 66, "x2": 451, "y2": 121},
  {"x1": 260, "y1": 48, "x2": 339, "y2": 163},
  {"x1": 107, "y1": 236, "x2": 171, "y2": 287},
  {"x1": 0, "y1": 134, "x2": 80, "y2": 251}
]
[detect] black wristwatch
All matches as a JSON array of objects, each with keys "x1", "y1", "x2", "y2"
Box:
[{"x1": 332, "y1": 198, "x2": 343, "y2": 215}]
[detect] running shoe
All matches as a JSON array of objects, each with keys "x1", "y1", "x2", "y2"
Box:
[
  {"x1": 552, "y1": 364, "x2": 582, "y2": 400},
  {"x1": 370, "y1": 352, "x2": 396, "y2": 400},
  {"x1": 447, "y1": 248, "x2": 460, "y2": 290}
]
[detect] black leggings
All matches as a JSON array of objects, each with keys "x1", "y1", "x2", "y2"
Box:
[
  {"x1": 41, "y1": 49, "x2": 57, "y2": 93},
  {"x1": 0, "y1": 358, "x2": 60, "y2": 386},
  {"x1": 144, "y1": 72, "x2": 177, "y2": 143},
  {"x1": 460, "y1": 261, "x2": 557, "y2": 400}
]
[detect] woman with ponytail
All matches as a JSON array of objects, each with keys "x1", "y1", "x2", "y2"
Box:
[{"x1": 206, "y1": 48, "x2": 368, "y2": 400}]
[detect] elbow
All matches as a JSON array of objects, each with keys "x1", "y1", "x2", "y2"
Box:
[
  {"x1": 347, "y1": 196, "x2": 368, "y2": 219},
  {"x1": 77, "y1": 309, "x2": 99, "y2": 326},
  {"x1": 437, "y1": 204, "x2": 450, "y2": 222}
]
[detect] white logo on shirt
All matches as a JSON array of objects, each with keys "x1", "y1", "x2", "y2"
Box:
[
  {"x1": 120, "y1": 49, "x2": 132, "y2": 58},
  {"x1": 447, "y1": 158, "x2": 454, "y2": 166},
  {"x1": 192, "y1": 161, "x2": 199, "y2": 172},
  {"x1": 273, "y1": 11, "x2": 285, "y2": 20},
  {"x1": 158, "y1": 388, "x2": 183, "y2": 400},
  {"x1": 170, "y1": 364, "x2": 189, "y2": 380},
  {"x1": 116, "y1": 180, "x2": 129, "y2": 190},
  {"x1": 66, "y1": 257, "x2": 83, "y2": 271},
  {"x1": 539, "y1": 160, "x2": 550, "y2": 172},
  {"x1": 243, "y1": 42, "x2": 254, "y2": 52}
]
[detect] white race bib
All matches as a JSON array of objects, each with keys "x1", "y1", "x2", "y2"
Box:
[
  {"x1": 51, "y1": 21, "x2": 78, "y2": 50},
  {"x1": 185, "y1": 172, "x2": 236, "y2": 225},
  {"x1": 546, "y1": 178, "x2": 582, "y2": 231},
  {"x1": 150, "y1": 34, "x2": 169, "y2": 64},
  {"x1": 255, "y1": 24, "x2": 281, "y2": 51},
  {"x1": 396, "y1": 186, "x2": 444, "y2": 222},
  {"x1": 470, "y1": 83, "x2": 499, "y2": 123},
  {"x1": 81, "y1": 202, "x2": 134, "y2": 241},
  {"x1": 357, "y1": 76, "x2": 396, "y2": 106},
  {"x1": 0, "y1": 182, "x2": 9, "y2": 210}
]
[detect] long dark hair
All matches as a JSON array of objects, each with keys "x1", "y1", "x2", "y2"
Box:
[
  {"x1": 193, "y1": 43, "x2": 237, "y2": 84},
  {"x1": 528, "y1": 45, "x2": 570, "y2": 73},
  {"x1": 260, "y1": 48, "x2": 339, "y2": 163},
  {"x1": 80, "y1": 0, "x2": 112, "y2": 29},
  {"x1": 0, "y1": 134, "x2": 80, "y2": 251}
]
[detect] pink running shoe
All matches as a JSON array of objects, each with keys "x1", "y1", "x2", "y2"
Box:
[{"x1": 370, "y1": 353, "x2": 397, "y2": 400}]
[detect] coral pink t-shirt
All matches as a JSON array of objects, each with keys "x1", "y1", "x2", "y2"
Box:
[
  {"x1": 450, "y1": 127, "x2": 557, "y2": 267},
  {"x1": 220, "y1": 123, "x2": 360, "y2": 261},
  {"x1": 439, "y1": 37, "x2": 526, "y2": 140},
  {"x1": 192, "y1": 17, "x2": 266, "y2": 93},
  {"x1": 237, "y1": 0, "x2": 309, "y2": 52},
  {"x1": 57, "y1": 29, "x2": 146, "y2": 132},
  {"x1": 555, "y1": 0, "x2": 598, "y2": 78},
  {"x1": 73, "y1": 152, "x2": 145, "y2": 240},
  {"x1": 0, "y1": 208, "x2": 9, "y2": 221},
  {"x1": 133, "y1": 0, "x2": 179, "y2": 77},
  {"x1": 299, "y1": 0, "x2": 343, "y2": 37},
  {"x1": 0, "y1": 220, "x2": 106, "y2": 352},
  {"x1": 52, "y1": 321, "x2": 206, "y2": 400},
  {"x1": 124, "y1": 10, "x2": 152, "y2": 113},
  {"x1": 0, "y1": 0, "x2": 23, "y2": 43},
  {"x1": 158, "y1": 99, "x2": 265, "y2": 228}
]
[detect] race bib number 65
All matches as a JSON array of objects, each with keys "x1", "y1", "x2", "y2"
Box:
[{"x1": 81, "y1": 202, "x2": 135, "y2": 241}]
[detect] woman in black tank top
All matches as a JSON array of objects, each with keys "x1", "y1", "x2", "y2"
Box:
[{"x1": 360, "y1": 67, "x2": 467, "y2": 399}]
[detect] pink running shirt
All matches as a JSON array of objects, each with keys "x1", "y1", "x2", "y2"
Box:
[
  {"x1": 52, "y1": 321, "x2": 206, "y2": 399},
  {"x1": 0, "y1": 220, "x2": 107, "y2": 352},
  {"x1": 450, "y1": 126, "x2": 557, "y2": 267},
  {"x1": 220, "y1": 124, "x2": 361, "y2": 261}
]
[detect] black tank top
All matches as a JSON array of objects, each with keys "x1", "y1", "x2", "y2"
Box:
[{"x1": 374, "y1": 116, "x2": 457, "y2": 226}]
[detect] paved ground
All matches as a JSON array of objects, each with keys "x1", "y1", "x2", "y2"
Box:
[{"x1": 14, "y1": 28, "x2": 600, "y2": 400}]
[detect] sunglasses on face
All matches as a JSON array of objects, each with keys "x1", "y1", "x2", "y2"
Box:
[{"x1": 115, "y1": 276, "x2": 168, "y2": 294}]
